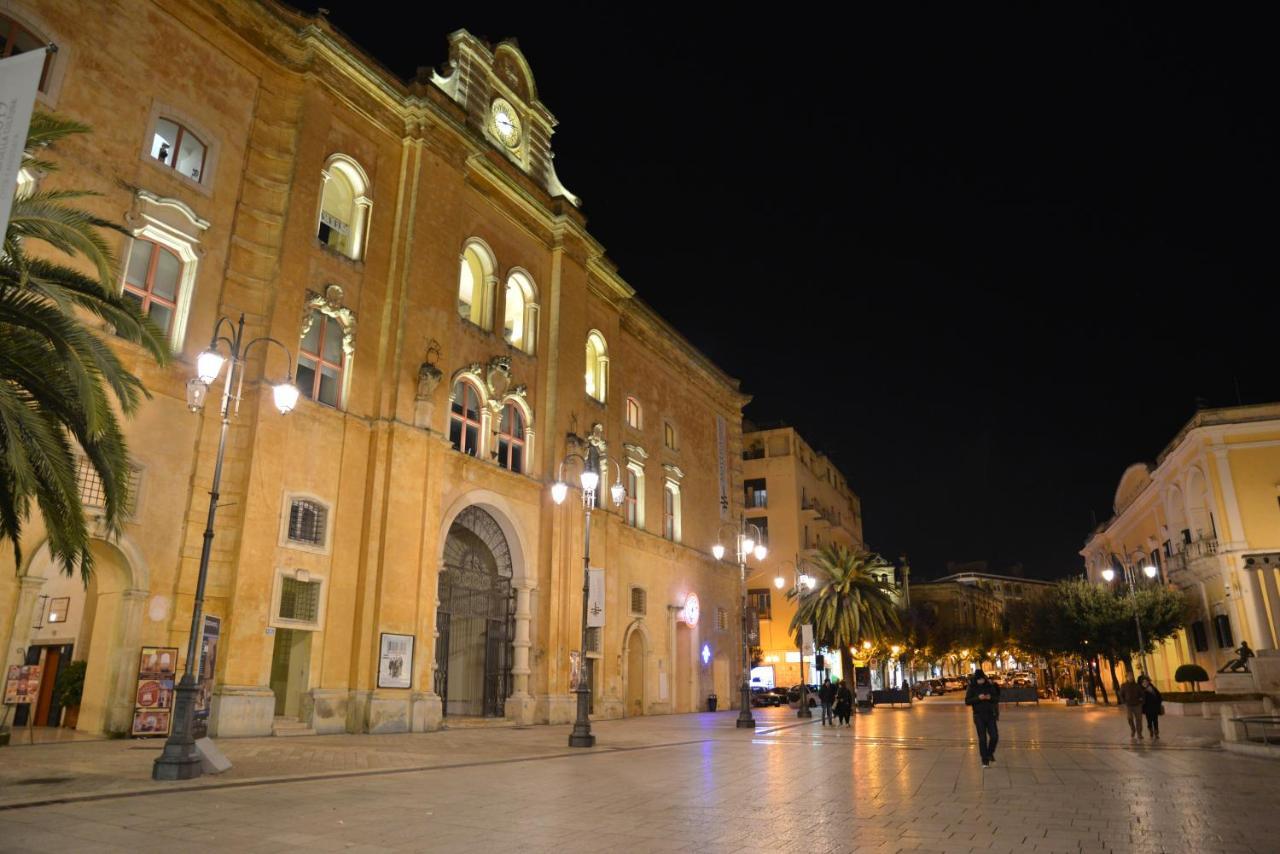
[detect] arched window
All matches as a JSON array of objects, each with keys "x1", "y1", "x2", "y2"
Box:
[
  {"x1": 504, "y1": 271, "x2": 537, "y2": 353},
  {"x1": 317, "y1": 155, "x2": 371, "y2": 260},
  {"x1": 626, "y1": 397, "x2": 641, "y2": 429},
  {"x1": 122, "y1": 239, "x2": 182, "y2": 337},
  {"x1": 298, "y1": 309, "x2": 346, "y2": 408},
  {"x1": 458, "y1": 241, "x2": 496, "y2": 328},
  {"x1": 150, "y1": 118, "x2": 207, "y2": 183},
  {"x1": 585, "y1": 331, "x2": 608, "y2": 402},
  {"x1": 496, "y1": 401, "x2": 526, "y2": 472},
  {"x1": 1, "y1": 14, "x2": 52, "y2": 92},
  {"x1": 449, "y1": 381, "x2": 483, "y2": 457}
]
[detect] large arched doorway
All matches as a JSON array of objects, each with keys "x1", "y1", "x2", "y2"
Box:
[
  {"x1": 623, "y1": 623, "x2": 647, "y2": 717},
  {"x1": 434, "y1": 506, "x2": 515, "y2": 718}
]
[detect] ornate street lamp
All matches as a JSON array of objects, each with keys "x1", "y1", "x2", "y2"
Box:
[
  {"x1": 1100, "y1": 558, "x2": 1161, "y2": 675},
  {"x1": 155, "y1": 314, "x2": 297, "y2": 781},
  {"x1": 775, "y1": 560, "x2": 817, "y2": 718},
  {"x1": 551, "y1": 438, "x2": 625, "y2": 748},
  {"x1": 713, "y1": 517, "x2": 768, "y2": 729}
]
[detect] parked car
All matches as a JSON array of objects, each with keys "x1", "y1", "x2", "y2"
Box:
[
  {"x1": 942, "y1": 677, "x2": 969, "y2": 693},
  {"x1": 913, "y1": 678, "x2": 946, "y2": 698},
  {"x1": 785, "y1": 684, "x2": 820, "y2": 708},
  {"x1": 750, "y1": 687, "x2": 783, "y2": 707}
]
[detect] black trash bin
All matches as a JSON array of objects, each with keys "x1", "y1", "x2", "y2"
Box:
[{"x1": 707, "y1": 694, "x2": 718, "y2": 712}]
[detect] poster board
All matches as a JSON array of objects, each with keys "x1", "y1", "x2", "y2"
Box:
[
  {"x1": 4, "y1": 664, "x2": 40, "y2": 705},
  {"x1": 192, "y1": 615, "x2": 220, "y2": 738},
  {"x1": 377, "y1": 633, "x2": 414, "y2": 689},
  {"x1": 132, "y1": 646, "x2": 178, "y2": 737}
]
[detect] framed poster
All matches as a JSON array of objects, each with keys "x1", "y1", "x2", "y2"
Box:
[
  {"x1": 377, "y1": 633, "x2": 413, "y2": 689},
  {"x1": 4, "y1": 664, "x2": 41, "y2": 705},
  {"x1": 192, "y1": 615, "x2": 220, "y2": 738},
  {"x1": 132, "y1": 646, "x2": 178, "y2": 737}
]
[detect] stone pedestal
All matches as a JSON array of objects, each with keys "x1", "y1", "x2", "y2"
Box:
[
  {"x1": 349, "y1": 690, "x2": 412, "y2": 734},
  {"x1": 544, "y1": 693, "x2": 576, "y2": 725},
  {"x1": 302, "y1": 688, "x2": 350, "y2": 735},
  {"x1": 504, "y1": 693, "x2": 536, "y2": 726},
  {"x1": 1214, "y1": 672, "x2": 1256, "y2": 694},
  {"x1": 1252, "y1": 649, "x2": 1280, "y2": 694},
  {"x1": 209, "y1": 685, "x2": 275, "y2": 737}
]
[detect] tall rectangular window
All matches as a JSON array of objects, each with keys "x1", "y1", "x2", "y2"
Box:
[
  {"x1": 744, "y1": 478, "x2": 767, "y2": 509},
  {"x1": 1214, "y1": 614, "x2": 1234, "y2": 649},
  {"x1": 625, "y1": 468, "x2": 639, "y2": 527},
  {"x1": 664, "y1": 422, "x2": 676, "y2": 450},
  {"x1": 298, "y1": 309, "x2": 344, "y2": 408},
  {"x1": 663, "y1": 485, "x2": 675, "y2": 541},
  {"x1": 748, "y1": 589, "x2": 771, "y2": 620},
  {"x1": 123, "y1": 239, "x2": 182, "y2": 337}
]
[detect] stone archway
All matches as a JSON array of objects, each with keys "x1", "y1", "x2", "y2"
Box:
[
  {"x1": 622, "y1": 620, "x2": 649, "y2": 717},
  {"x1": 435, "y1": 506, "x2": 515, "y2": 718}
]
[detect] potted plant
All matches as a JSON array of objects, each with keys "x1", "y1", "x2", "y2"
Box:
[
  {"x1": 1059, "y1": 686, "x2": 1081, "y2": 706},
  {"x1": 56, "y1": 660, "x2": 87, "y2": 729}
]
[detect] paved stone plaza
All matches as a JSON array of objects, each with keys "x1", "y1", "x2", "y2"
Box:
[{"x1": 1, "y1": 701, "x2": 1277, "y2": 853}]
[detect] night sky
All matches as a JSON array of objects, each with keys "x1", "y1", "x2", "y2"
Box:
[{"x1": 305, "y1": 4, "x2": 1277, "y2": 580}]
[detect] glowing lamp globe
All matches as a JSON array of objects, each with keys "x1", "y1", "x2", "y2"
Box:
[
  {"x1": 610, "y1": 481, "x2": 626, "y2": 507},
  {"x1": 550, "y1": 481, "x2": 569, "y2": 505},
  {"x1": 753, "y1": 545, "x2": 768, "y2": 561},
  {"x1": 1101, "y1": 568, "x2": 1116, "y2": 583},
  {"x1": 579, "y1": 469, "x2": 599, "y2": 494},
  {"x1": 712, "y1": 544, "x2": 725, "y2": 561},
  {"x1": 774, "y1": 577, "x2": 785, "y2": 589},
  {"x1": 1142, "y1": 565, "x2": 1159, "y2": 579},
  {"x1": 196, "y1": 349, "x2": 225, "y2": 385},
  {"x1": 272, "y1": 382, "x2": 300, "y2": 415}
]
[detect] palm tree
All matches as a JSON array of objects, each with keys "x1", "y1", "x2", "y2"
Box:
[
  {"x1": 1, "y1": 112, "x2": 168, "y2": 580},
  {"x1": 788, "y1": 544, "x2": 900, "y2": 683}
]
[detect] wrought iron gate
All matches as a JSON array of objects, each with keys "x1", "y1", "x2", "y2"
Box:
[{"x1": 436, "y1": 506, "x2": 515, "y2": 717}]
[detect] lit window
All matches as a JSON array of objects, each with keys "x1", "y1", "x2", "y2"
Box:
[
  {"x1": 297, "y1": 309, "x2": 345, "y2": 408},
  {"x1": 626, "y1": 466, "x2": 643, "y2": 527},
  {"x1": 585, "y1": 331, "x2": 608, "y2": 402},
  {"x1": 664, "y1": 422, "x2": 676, "y2": 450},
  {"x1": 287, "y1": 498, "x2": 328, "y2": 547},
  {"x1": 1, "y1": 14, "x2": 53, "y2": 92},
  {"x1": 664, "y1": 483, "x2": 681, "y2": 542},
  {"x1": 317, "y1": 155, "x2": 371, "y2": 260},
  {"x1": 458, "y1": 242, "x2": 496, "y2": 328},
  {"x1": 150, "y1": 118, "x2": 207, "y2": 183},
  {"x1": 122, "y1": 239, "x2": 182, "y2": 337},
  {"x1": 496, "y1": 402, "x2": 526, "y2": 473},
  {"x1": 449, "y1": 381, "x2": 483, "y2": 457},
  {"x1": 503, "y1": 271, "x2": 537, "y2": 353},
  {"x1": 626, "y1": 397, "x2": 641, "y2": 429}
]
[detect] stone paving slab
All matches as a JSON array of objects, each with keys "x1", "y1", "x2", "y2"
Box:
[{"x1": 1, "y1": 703, "x2": 1274, "y2": 853}]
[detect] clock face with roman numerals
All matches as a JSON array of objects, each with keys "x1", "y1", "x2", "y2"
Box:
[{"x1": 490, "y1": 99, "x2": 522, "y2": 149}]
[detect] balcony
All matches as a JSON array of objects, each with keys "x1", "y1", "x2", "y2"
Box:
[{"x1": 1166, "y1": 536, "x2": 1219, "y2": 577}]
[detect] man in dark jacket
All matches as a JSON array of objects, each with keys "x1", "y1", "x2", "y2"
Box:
[
  {"x1": 818, "y1": 678, "x2": 836, "y2": 726},
  {"x1": 965, "y1": 669, "x2": 1001, "y2": 768}
]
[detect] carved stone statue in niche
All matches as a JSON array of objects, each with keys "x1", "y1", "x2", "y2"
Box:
[{"x1": 412, "y1": 339, "x2": 443, "y2": 429}]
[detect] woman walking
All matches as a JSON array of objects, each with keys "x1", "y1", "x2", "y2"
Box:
[
  {"x1": 1138, "y1": 675, "x2": 1163, "y2": 740},
  {"x1": 835, "y1": 680, "x2": 853, "y2": 727}
]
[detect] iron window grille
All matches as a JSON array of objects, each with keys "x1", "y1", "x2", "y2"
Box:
[
  {"x1": 279, "y1": 577, "x2": 322, "y2": 624},
  {"x1": 75, "y1": 455, "x2": 141, "y2": 516},
  {"x1": 716, "y1": 607, "x2": 728, "y2": 632},
  {"x1": 586, "y1": 626, "x2": 602, "y2": 655},
  {"x1": 287, "y1": 499, "x2": 328, "y2": 546},
  {"x1": 630, "y1": 587, "x2": 647, "y2": 616}
]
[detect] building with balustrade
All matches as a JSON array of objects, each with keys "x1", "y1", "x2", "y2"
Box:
[
  {"x1": 0, "y1": 0, "x2": 752, "y2": 737},
  {"x1": 1082, "y1": 403, "x2": 1280, "y2": 689},
  {"x1": 739, "y1": 424, "x2": 871, "y2": 687}
]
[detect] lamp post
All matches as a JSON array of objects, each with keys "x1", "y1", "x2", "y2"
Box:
[
  {"x1": 551, "y1": 442, "x2": 626, "y2": 749},
  {"x1": 713, "y1": 517, "x2": 767, "y2": 729},
  {"x1": 154, "y1": 314, "x2": 298, "y2": 781},
  {"x1": 774, "y1": 560, "x2": 817, "y2": 718},
  {"x1": 1100, "y1": 560, "x2": 1160, "y2": 676}
]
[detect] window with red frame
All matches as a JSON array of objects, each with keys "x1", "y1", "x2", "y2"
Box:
[
  {"x1": 450, "y1": 381, "x2": 483, "y2": 457},
  {"x1": 122, "y1": 239, "x2": 182, "y2": 338},
  {"x1": 625, "y1": 468, "x2": 639, "y2": 527},
  {"x1": 0, "y1": 15, "x2": 51, "y2": 91},
  {"x1": 149, "y1": 117, "x2": 207, "y2": 183},
  {"x1": 297, "y1": 309, "x2": 344, "y2": 407},
  {"x1": 496, "y1": 402, "x2": 525, "y2": 472},
  {"x1": 626, "y1": 397, "x2": 641, "y2": 429}
]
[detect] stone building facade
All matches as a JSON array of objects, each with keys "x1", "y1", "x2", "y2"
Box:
[
  {"x1": 0, "y1": 0, "x2": 749, "y2": 736},
  {"x1": 1082, "y1": 403, "x2": 1280, "y2": 692},
  {"x1": 739, "y1": 424, "x2": 866, "y2": 687}
]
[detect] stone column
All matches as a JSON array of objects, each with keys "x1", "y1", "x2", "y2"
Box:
[
  {"x1": 1237, "y1": 565, "x2": 1275, "y2": 650},
  {"x1": 4, "y1": 574, "x2": 47, "y2": 668},
  {"x1": 106, "y1": 589, "x2": 149, "y2": 733},
  {"x1": 507, "y1": 579, "x2": 536, "y2": 724},
  {"x1": 1261, "y1": 566, "x2": 1280, "y2": 649}
]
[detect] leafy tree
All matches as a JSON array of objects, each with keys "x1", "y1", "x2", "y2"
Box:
[
  {"x1": 1175, "y1": 663, "x2": 1209, "y2": 693},
  {"x1": 788, "y1": 544, "x2": 900, "y2": 681},
  {"x1": 1, "y1": 113, "x2": 167, "y2": 580}
]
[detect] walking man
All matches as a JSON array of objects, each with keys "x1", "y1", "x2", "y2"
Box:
[
  {"x1": 1118, "y1": 674, "x2": 1145, "y2": 740},
  {"x1": 819, "y1": 677, "x2": 836, "y2": 726},
  {"x1": 965, "y1": 669, "x2": 1001, "y2": 768}
]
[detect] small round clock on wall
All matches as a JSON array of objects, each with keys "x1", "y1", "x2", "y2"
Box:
[{"x1": 490, "y1": 99, "x2": 522, "y2": 149}]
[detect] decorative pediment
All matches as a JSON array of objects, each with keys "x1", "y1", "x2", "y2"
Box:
[
  {"x1": 1113, "y1": 462, "x2": 1152, "y2": 514},
  {"x1": 301, "y1": 285, "x2": 356, "y2": 356}
]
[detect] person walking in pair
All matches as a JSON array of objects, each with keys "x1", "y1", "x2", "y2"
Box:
[
  {"x1": 834, "y1": 680, "x2": 853, "y2": 726},
  {"x1": 818, "y1": 678, "x2": 836, "y2": 726},
  {"x1": 1117, "y1": 674, "x2": 1146, "y2": 740},
  {"x1": 1137, "y1": 674, "x2": 1163, "y2": 740},
  {"x1": 965, "y1": 669, "x2": 1000, "y2": 768}
]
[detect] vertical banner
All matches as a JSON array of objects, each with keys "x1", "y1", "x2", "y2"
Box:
[
  {"x1": 801, "y1": 624, "x2": 815, "y2": 656},
  {"x1": 586, "y1": 568, "x2": 605, "y2": 628},
  {"x1": 569, "y1": 651, "x2": 583, "y2": 691},
  {"x1": 746, "y1": 610, "x2": 760, "y2": 646},
  {"x1": 0, "y1": 50, "x2": 47, "y2": 231},
  {"x1": 192, "y1": 615, "x2": 220, "y2": 738},
  {"x1": 716, "y1": 415, "x2": 729, "y2": 518}
]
